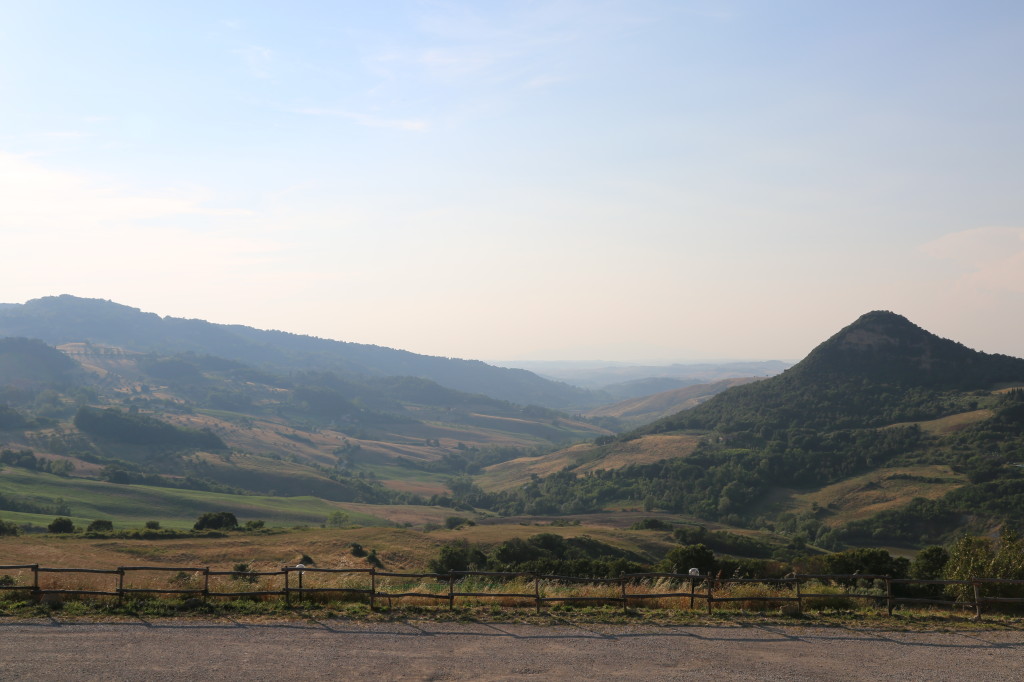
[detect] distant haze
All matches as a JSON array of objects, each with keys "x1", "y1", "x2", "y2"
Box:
[{"x1": 3, "y1": 2, "x2": 1023, "y2": 362}]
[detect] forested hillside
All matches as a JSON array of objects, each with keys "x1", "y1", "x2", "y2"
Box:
[{"x1": 466, "y1": 312, "x2": 1024, "y2": 548}]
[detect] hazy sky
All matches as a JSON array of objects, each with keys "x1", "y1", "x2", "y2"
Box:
[{"x1": 2, "y1": 1, "x2": 1023, "y2": 363}]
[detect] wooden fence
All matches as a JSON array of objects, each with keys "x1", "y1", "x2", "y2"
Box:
[{"x1": 3, "y1": 563, "x2": 1024, "y2": 619}]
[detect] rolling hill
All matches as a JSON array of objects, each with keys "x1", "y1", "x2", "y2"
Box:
[
  {"x1": 0, "y1": 334, "x2": 613, "y2": 524},
  {"x1": 0, "y1": 295, "x2": 601, "y2": 410}
]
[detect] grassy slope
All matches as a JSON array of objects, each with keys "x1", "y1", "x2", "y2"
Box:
[
  {"x1": 783, "y1": 464, "x2": 968, "y2": 526},
  {"x1": 478, "y1": 434, "x2": 702, "y2": 492},
  {"x1": 0, "y1": 468, "x2": 428, "y2": 529}
]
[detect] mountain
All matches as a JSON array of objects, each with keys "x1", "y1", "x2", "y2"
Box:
[
  {"x1": 0, "y1": 296, "x2": 598, "y2": 409},
  {"x1": 470, "y1": 311, "x2": 1024, "y2": 547},
  {"x1": 644, "y1": 310, "x2": 1024, "y2": 435}
]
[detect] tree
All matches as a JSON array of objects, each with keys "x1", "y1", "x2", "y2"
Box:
[
  {"x1": 86, "y1": 519, "x2": 113, "y2": 533},
  {"x1": 658, "y1": 544, "x2": 716, "y2": 575},
  {"x1": 910, "y1": 546, "x2": 950, "y2": 580},
  {"x1": 48, "y1": 517, "x2": 75, "y2": 533},
  {"x1": 325, "y1": 510, "x2": 349, "y2": 528},
  {"x1": 193, "y1": 511, "x2": 238, "y2": 531},
  {"x1": 0, "y1": 518, "x2": 19, "y2": 536}
]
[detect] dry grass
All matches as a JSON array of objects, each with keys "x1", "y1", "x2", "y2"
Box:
[
  {"x1": 785, "y1": 465, "x2": 967, "y2": 525},
  {"x1": 479, "y1": 434, "x2": 700, "y2": 492},
  {"x1": 885, "y1": 409, "x2": 994, "y2": 435}
]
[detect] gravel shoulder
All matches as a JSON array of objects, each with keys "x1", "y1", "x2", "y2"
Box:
[{"x1": 2, "y1": 618, "x2": 1023, "y2": 681}]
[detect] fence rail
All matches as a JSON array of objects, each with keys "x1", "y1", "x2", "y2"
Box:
[{"x1": 2, "y1": 563, "x2": 1023, "y2": 619}]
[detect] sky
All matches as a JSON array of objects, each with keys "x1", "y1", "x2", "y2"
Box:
[{"x1": 2, "y1": 1, "x2": 1023, "y2": 363}]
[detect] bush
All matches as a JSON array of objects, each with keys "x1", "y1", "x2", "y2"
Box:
[
  {"x1": 145, "y1": 520, "x2": 161, "y2": 530},
  {"x1": 244, "y1": 520, "x2": 265, "y2": 531},
  {"x1": 445, "y1": 516, "x2": 470, "y2": 530},
  {"x1": 86, "y1": 519, "x2": 114, "y2": 533},
  {"x1": 428, "y1": 540, "x2": 487, "y2": 573},
  {"x1": 193, "y1": 512, "x2": 238, "y2": 531},
  {"x1": 820, "y1": 548, "x2": 909, "y2": 578},
  {"x1": 232, "y1": 562, "x2": 258, "y2": 584},
  {"x1": 47, "y1": 517, "x2": 75, "y2": 533},
  {"x1": 350, "y1": 543, "x2": 368, "y2": 557},
  {"x1": 0, "y1": 518, "x2": 19, "y2": 536},
  {"x1": 631, "y1": 518, "x2": 672, "y2": 531}
]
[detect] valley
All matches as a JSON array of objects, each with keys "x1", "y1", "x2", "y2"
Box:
[{"x1": 2, "y1": 299, "x2": 1024, "y2": 581}]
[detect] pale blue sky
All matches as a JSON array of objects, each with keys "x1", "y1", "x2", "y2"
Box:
[{"x1": 2, "y1": 1, "x2": 1023, "y2": 362}]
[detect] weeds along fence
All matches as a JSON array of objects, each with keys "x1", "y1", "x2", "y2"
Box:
[{"x1": 3, "y1": 563, "x2": 1024, "y2": 619}]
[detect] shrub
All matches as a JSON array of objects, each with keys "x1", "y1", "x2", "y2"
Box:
[
  {"x1": 631, "y1": 518, "x2": 672, "y2": 531},
  {"x1": 145, "y1": 520, "x2": 161, "y2": 530},
  {"x1": 232, "y1": 562, "x2": 258, "y2": 584},
  {"x1": 193, "y1": 512, "x2": 238, "y2": 531},
  {"x1": 47, "y1": 517, "x2": 75, "y2": 533},
  {"x1": 350, "y1": 543, "x2": 368, "y2": 557},
  {"x1": 86, "y1": 519, "x2": 114, "y2": 533},
  {"x1": 0, "y1": 518, "x2": 19, "y2": 536},
  {"x1": 445, "y1": 516, "x2": 469, "y2": 530},
  {"x1": 244, "y1": 520, "x2": 265, "y2": 531}
]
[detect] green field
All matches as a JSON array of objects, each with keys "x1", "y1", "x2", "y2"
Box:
[{"x1": 0, "y1": 468, "x2": 404, "y2": 530}]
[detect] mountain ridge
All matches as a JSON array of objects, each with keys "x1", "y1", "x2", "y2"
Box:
[{"x1": 0, "y1": 295, "x2": 600, "y2": 409}]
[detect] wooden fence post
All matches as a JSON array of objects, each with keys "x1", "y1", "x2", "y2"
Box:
[
  {"x1": 448, "y1": 570, "x2": 455, "y2": 611},
  {"x1": 203, "y1": 567, "x2": 210, "y2": 602},
  {"x1": 972, "y1": 579, "x2": 982, "y2": 621},
  {"x1": 117, "y1": 568, "x2": 125, "y2": 606},
  {"x1": 298, "y1": 569, "x2": 304, "y2": 605},
  {"x1": 620, "y1": 573, "x2": 627, "y2": 613},
  {"x1": 795, "y1": 577, "x2": 803, "y2": 615},
  {"x1": 886, "y1": 576, "x2": 894, "y2": 616},
  {"x1": 706, "y1": 577, "x2": 713, "y2": 615},
  {"x1": 534, "y1": 573, "x2": 541, "y2": 614},
  {"x1": 689, "y1": 578, "x2": 695, "y2": 610},
  {"x1": 284, "y1": 568, "x2": 291, "y2": 606},
  {"x1": 369, "y1": 569, "x2": 376, "y2": 611},
  {"x1": 32, "y1": 564, "x2": 39, "y2": 599}
]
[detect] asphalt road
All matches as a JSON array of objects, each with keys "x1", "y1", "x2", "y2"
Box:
[{"x1": 2, "y1": 619, "x2": 1022, "y2": 680}]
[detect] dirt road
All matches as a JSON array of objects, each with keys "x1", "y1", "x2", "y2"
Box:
[{"x1": 1, "y1": 619, "x2": 1022, "y2": 680}]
